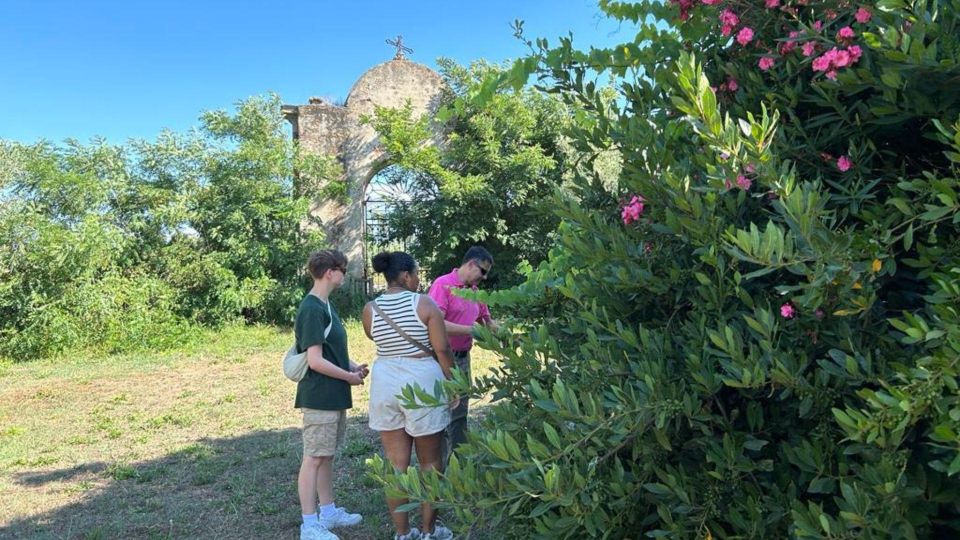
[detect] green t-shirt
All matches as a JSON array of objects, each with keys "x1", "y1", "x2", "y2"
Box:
[{"x1": 293, "y1": 294, "x2": 352, "y2": 411}]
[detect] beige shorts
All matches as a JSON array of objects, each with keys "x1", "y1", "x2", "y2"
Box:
[
  {"x1": 369, "y1": 356, "x2": 451, "y2": 437},
  {"x1": 302, "y1": 408, "x2": 346, "y2": 457}
]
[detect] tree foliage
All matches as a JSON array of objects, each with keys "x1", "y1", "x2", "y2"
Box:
[
  {"x1": 0, "y1": 95, "x2": 341, "y2": 359},
  {"x1": 364, "y1": 59, "x2": 581, "y2": 286},
  {"x1": 370, "y1": 1, "x2": 960, "y2": 538}
]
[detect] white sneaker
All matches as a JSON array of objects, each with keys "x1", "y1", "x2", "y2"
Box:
[
  {"x1": 318, "y1": 506, "x2": 362, "y2": 529},
  {"x1": 300, "y1": 523, "x2": 339, "y2": 540},
  {"x1": 421, "y1": 525, "x2": 453, "y2": 540},
  {"x1": 395, "y1": 527, "x2": 421, "y2": 540}
]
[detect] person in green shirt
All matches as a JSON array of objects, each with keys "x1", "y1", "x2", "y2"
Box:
[{"x1": 295, "y1": 250, "x2": 370, "y2": 540}]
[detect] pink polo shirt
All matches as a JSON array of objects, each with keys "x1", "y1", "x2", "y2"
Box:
[{"x1": 428, "y1": 268, "x2": 491, "y2": 352}]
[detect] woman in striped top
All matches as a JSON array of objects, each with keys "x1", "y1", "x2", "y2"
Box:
[{"x1": 361, "y1": 251, "x2": 456, "y2": 540}]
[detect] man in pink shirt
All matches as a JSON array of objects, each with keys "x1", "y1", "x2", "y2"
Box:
[{"x1": 427, "y1": 245, "x2": 497, "y2": 463}]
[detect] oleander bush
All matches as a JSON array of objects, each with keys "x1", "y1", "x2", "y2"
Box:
[{"x1": 371, "y1": 1, "x2": 960, "y2": 538}]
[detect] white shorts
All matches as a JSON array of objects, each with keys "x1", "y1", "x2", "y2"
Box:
[{"x1": 368, "y1": 356, "x2": 451, "y2": 437}]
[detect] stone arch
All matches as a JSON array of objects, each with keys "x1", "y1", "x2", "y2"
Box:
[{"x1": 282, "y1": 57, "x2": 447, "y2": 291}]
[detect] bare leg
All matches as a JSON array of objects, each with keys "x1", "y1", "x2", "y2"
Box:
[
  {"x1": 414, "y1": 431, "x2": 444, "y2": 534},
  {"x1": 315, "y1": 455, "x2": 334, "y2": 506},
  {"x1": 298, "y1": 455, "x2": 326, "y2": 515},
  {"x1": 381, "y1": 429, "x2": 414, "y2": 535}
]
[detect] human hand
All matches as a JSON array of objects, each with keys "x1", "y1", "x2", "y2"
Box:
[
  {"x1": 353, "y1": 363, "x2": 370, "y2": 379},
  {"x1": 344, "y1": 371, "x2": 364, "y2": 386}
]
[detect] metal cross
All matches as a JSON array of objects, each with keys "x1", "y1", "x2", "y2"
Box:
[{"x1": 386, "y1": 35, "x2": 413, "y2": 60}]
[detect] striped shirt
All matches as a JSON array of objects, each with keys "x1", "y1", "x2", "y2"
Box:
[{"x1": 372, "y1": 290, "x2": 432, "y2": 358}]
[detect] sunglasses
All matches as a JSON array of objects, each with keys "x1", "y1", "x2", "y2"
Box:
[{"x1": 475, "y1": 261, "x2": 489, "y2": 276}]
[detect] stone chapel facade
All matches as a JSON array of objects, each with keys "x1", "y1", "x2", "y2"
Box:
[{"x1": 282, "y1": 55, "x2": 446, "y2": 289}]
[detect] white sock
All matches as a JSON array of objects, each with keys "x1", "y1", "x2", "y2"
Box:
[
  {"x1": 319, "y1": 502, "x2": 337, "y2": 518},
  {"x1": 302, "y1": 513, "x2": 318, "y2": 527}
]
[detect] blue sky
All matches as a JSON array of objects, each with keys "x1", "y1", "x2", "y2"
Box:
[{"x1": 1, "y1": 0, "x2": 629, "y2": 144}]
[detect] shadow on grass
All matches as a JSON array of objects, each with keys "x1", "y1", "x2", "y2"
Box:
[
  {"x1": 2, "y1": 416, "x2": 390, "y2": 540},
  {"x1": 13, "y1": 462, "x2": 108, "y2": 487}
]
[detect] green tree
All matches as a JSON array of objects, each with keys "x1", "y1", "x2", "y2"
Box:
[
  {"x1": 364, "y1": 59, "x2": 578, "y2": 286},
  {"x1": 0, "y1": 94, "x2": 342, "y2": 359},
  {"x1": 370, "y1": 2, "x2": 960, "y2": 538}
]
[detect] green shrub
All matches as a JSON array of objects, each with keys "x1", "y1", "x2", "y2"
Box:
[
  {"x1": 0, "y1": 94, "x2": 339, "y2": 359},
  {"x1": 2, "y1": 271, "x2": 194, "y2": 358},
  {"x1": 370, "y1": 1, "x2": 960, "y2": 538}
]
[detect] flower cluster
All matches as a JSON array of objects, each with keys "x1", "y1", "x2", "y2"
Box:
[
  {"x1": 715, "y1": 76, "x2": 739, "y2": 93},
  {"x1": 621, "y1": 195, "x2": 645, "y2": 225},
  {"x1": 812, "y1": 45, "x2": 863, "y2": 79},
  {"x1": 719, "y1": 8, "x2": 739, "y2": 36},
  {"x1": 670, "y1": 2, "x2": 873, "y2": 80}
]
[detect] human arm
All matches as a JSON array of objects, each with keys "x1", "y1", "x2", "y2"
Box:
[
  {"x1": 477, "y1": 303, "x2": 500, "y2": 332},
  {"x1": 297, "y1": 301, "x2": 363, "y2": 385},
  {"x1": 361, "y1": 302, "x2": 374, "y2": 340},
  {"x1": 443, "y1": 320, "x2": 476, "y2": 336},
  {"x1": 306, "y1": 345, "x2": 363, "y2": 385},
  {"x1": 418, "y1": 296, "x2": 456, "y2": 380}
]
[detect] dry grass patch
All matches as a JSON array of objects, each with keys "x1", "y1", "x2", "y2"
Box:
[{"x1": 0, "y1": 322, "x2": 499, "y2": 539}]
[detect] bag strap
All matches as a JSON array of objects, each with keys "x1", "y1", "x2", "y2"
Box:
[
  {"x1": 372, "y1": 297, "x2": 435, "y2": 358},
  {"x1": 323, "y1": 299, "x2": 333, "y2": 339},
  {"x1": 308, "y1": 292, "x2": 334, "y2": 340}
]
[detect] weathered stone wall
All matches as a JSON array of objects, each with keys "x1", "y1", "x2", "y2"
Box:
[{"x1": 284, "y1": 58, "x2": 446, "y2": 284}]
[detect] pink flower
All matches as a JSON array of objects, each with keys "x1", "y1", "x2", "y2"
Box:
[
  {"x1": 726, "y1": 77, "x2": 739, "y2": 91},
  {"x1": 813, "y1": 20, "x2": 824, "y2": 32},
  {"x1": 832, "y1": 49, "x2": 853, "y2": 67},
  {"x1": 780, "y1": 31, "x2": 801, "y2": 54},
  {"x1": 672, "y1": 0, "x2": 695, "y2": 21},
  {"x1": 837, "y1": 26, "x2": 855, "y2": 41},
  {"x1": 837, "y1": 155, "x2": 853, "y2": 171},
  {"x1": 815, "y1": 309, "x2": 825, "y2": 319},
  {"x1": 780, "y1": 303, "x2": 797, "y2": 319},
  {"x1": 825, "y1": 70, "x2": 839, "y2": 80},
  {"x1": 801, "y1": 41, "x2": 817, "y2": 56},
  {"x1": 855, "y1": 7, "x2": 871, "y2": 23},
  {"x1": 737, "y1": 27, "x2": 755, "y2": 46},
  {"x1": 719, "y1": 9, "x2": 739, "y2": 35},
  {"x1": 744, "y1": 163, "x2": 756, "y2": 174},
  {"x1": 812, "y1": 54, "x2": 831, "y2": 72},
  {"x1": 736, "y1": 174, "x2": 752, "y2": 190},
  {"x1": 702, "y1": 0, "x2": 723, "y2": 4},
  {"x1": 719, "y1": 9, "x2": 739, "y2": 27},
  {"x1": 813, "y1": 47, "x2": 863, "y2": 77},
  {"x1": 759, "y1": 56, "x2": 775, "y2": 70},
  {"x1": 765, "y1": 0, "x2": 780, "y2": 7},
  {"x1": 621, "y1": 195, "x2": 645, "y2": 225}
]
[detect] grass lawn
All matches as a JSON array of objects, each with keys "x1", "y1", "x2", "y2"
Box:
[{"x1": 0, "y1": 321, "x2": 500, "y2": 539}]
